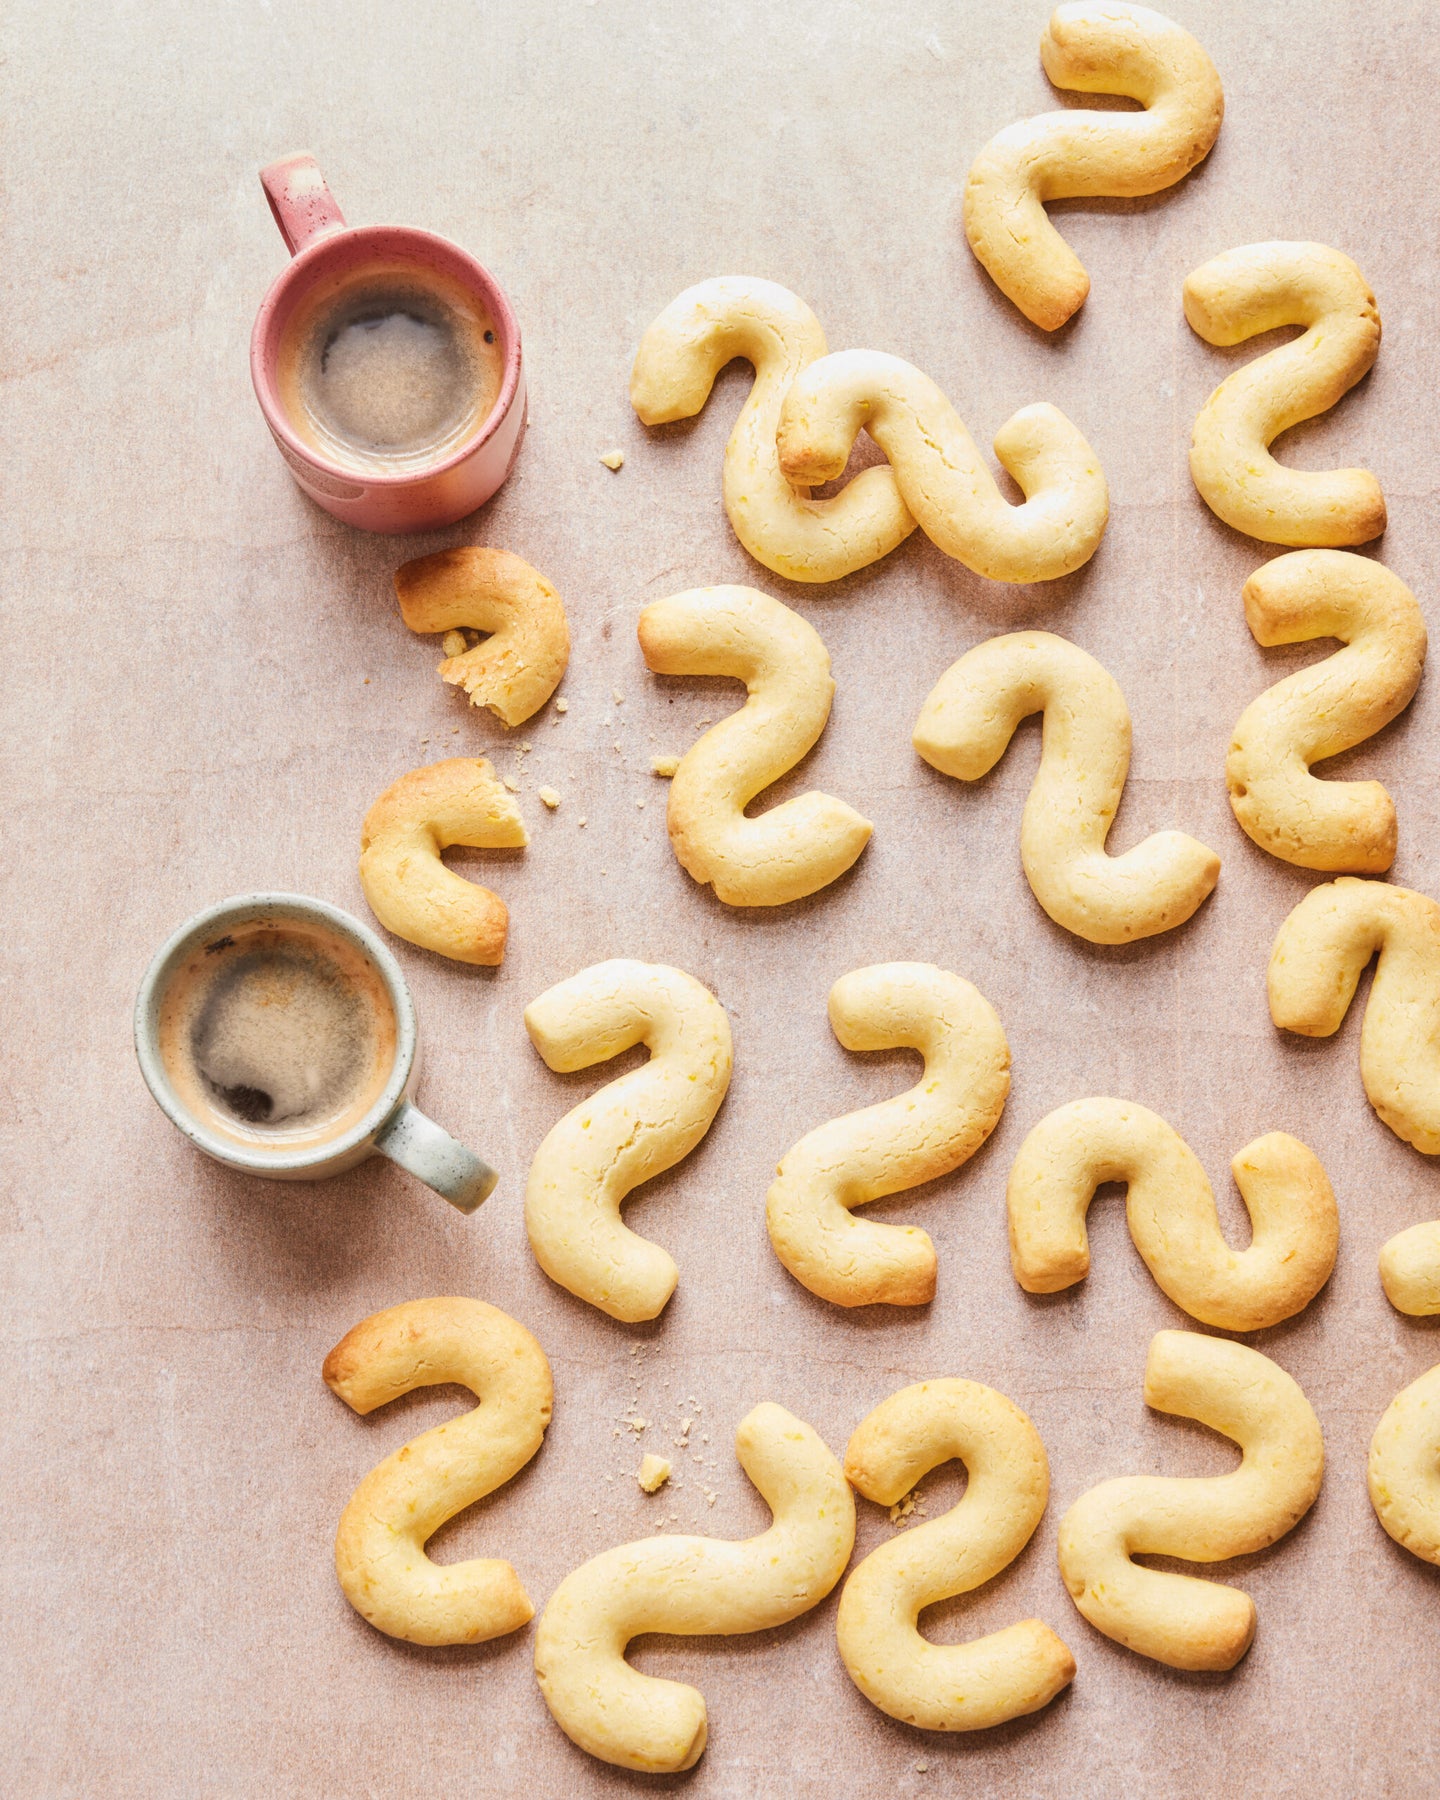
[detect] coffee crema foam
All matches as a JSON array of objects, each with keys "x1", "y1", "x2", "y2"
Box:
[
  {"x1": 157, "y1": 920, "x2": 397, "y2": 1153},
  {"x1": 276, "y1": 261, "x2": 504, "y2": 474}
]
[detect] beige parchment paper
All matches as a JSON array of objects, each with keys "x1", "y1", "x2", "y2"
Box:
[{"x1": 4, "y1": 1, "x2": 1440, "y2": 1794}]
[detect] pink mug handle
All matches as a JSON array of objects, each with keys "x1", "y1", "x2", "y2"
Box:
[{"x1": 260, "y1": 153, "x2": 347, "y2": 256}]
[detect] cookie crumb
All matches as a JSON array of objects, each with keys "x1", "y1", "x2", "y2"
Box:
[
  {"x1": 539, "y1": 787, "x2": 561, "y2": 809},
  {"x1": 636, "y1": 797, "x2": 646, "y2": 809},
  {"x1": 637, "y1": 1454, "x2": 671, "y2": 1493},
  {"x1": 916, "y1": 1760, "x2": 929, "y2": 1773},
  {"x1": 554, "y1": 697, "x2": 569, "y2": 713},
  {"x1": 651, "y1": 754, "x2": 680, "y2": 777},
  {"x1": 441, "y1": 629, "x2": 468, "y2": 657},
  {"x1": 502, "y1": 776, "x2": 520, "y2": 794},
  {"x1": 578, "y1": 815, "x2": 588, "y2": 827},
  {"x1": 520, "y1": 741, "x2": 532, "y2": 754},
  {"x1": 599, "y1": 449, "x2": 625, "y2": 471},
  {"x1": 613, "y1": 689, "x2": 625, "y2": 704}
]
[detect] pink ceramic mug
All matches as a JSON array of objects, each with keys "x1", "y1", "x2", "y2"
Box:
[{"x1": 250, "y1": 154, "x2": 527, "y2": 534}]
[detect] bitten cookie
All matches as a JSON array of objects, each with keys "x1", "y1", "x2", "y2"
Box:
[
  {"x1": 838, "y1": 1379, "x2": 1075, "y2": 1731},
  {"x1": 964, "y1": 4, "x2": 1223, "y2": 330},
  {"x1": 394, "y1": 546, "x2": 570, "y2": 727},
  {"x1": 1057, "y1": 1331, "x2": 1324, "y2": 1670},
  {"x1": 534, "y1": 1403, "x2": 855, "y2": 1773}
]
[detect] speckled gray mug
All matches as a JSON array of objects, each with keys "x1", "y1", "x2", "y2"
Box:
[{"x1": 134, "y1": 892, "x2": 496, "y2": 1213}]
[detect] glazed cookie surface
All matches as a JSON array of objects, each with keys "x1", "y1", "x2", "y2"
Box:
[
  {"x1": 1185, "y1": 242, "x2": 1384, "y2": 546},
  {"x1": 534, "y1": 1402, "x2": 854, "y2": 1773},
  {"x1": 766, "y1": 964, "x2": 1010, "y2": 1307},
  {"x1": 639, "y1": 585, "x2": 872, "y2": 907},
  {"x1": 358, "y1": 757, "x2": 527, "y2": 965},
  {"x1": 1058, "y1": 1331, "x2": 1324, "y2": 1670},
  {"x1": 394, "y1": 546, "x2": 570, "y2": 727},
  {"x1": 776, "y1": 349, "x2": 1108, "y2": 583},
  {"x1": 1227, "y1": 551, "x2": 1424, "y2": 872},
  {"x1": 838, "y1": 1379, "x2": 1075, "y2": 1731},
  {"x1": 964, "y1": 3, "x2": 1223, "y2": 330},
  {"x1": 523, "y1": 959, "x2": 733, "y2": 1322},
  {"x1": 914, "y1": 631, "x2": 1220, "y2": 944},
  {"x1": 1007, "y1": 1097, "x2": 1338, "y2": 1331},
  {"x1": 630, "y1": 277, "x2": 915, "y2": 583},
  {"x1": 323, "y1": 1297, "x2": 553, "y2": 1646}
]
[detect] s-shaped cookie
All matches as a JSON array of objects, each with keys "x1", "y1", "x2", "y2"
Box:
[
  {"x1": 964, "y1": 4, "x2": 1223, "y2": 331},
  {"x1": 523, "y1": 959, "x2": 733, "y2": 1322},
  {"x1": 1058, "y1": 1331, "x2": 1324, "y2": 1670},
  {"x1": 777, "y1": 351, "x2": 1109, "y2": 583},
  {"x1": 639, "y1": 585, "x2": 873, "y2": 906},
  {"x1": 1269, "y1": 878, "x2": 1440, "y2": 1155},
  {"x1": 1369, "y1": 1365, "x2": 1440, "y2": 1564},
  {"x1": 766, "y1": 964, "x2": 1010, "y2": 1307},
  {"x1": 630, "y1": 277, "x2": 916, "y2": 583},
  {"x1": 534, "y1": 1402, "x2": 854, "y2": 1772},
  {"x1": 914, "y1": 632, "x2": 1220, "y2": 944},
  {"x1": 838, "y1": 1380, "x2": 1075, "y2": 1731},
  {"x1": 1227, "y1": 552, "x2": 1425, "y2": 872},
  {"x1": 1270, "y1": 878, "x2": 1440, "y2": 1314},
  {"x1": 359, "y1": 758, "x2": 527, "y2": 965},
  {"x1": 1007, "y1": 1097, "x2": 1338, "y2": 1331},
  {"x1": 1185, "y1": 242, "x2": 1384, "y2": 546},
  {"x1": 323, "y1": 1297, "x2": 553, "y2": 1645},
  {"x1": 394, "y1": 546, "x2": 570, "y2": 727}
]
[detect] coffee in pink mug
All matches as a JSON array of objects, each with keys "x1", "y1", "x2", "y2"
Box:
[{"x1": 250, "y1": 154, "x2": 526, "y2": 534}]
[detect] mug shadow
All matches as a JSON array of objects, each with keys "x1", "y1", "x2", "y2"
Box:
[{"x1": 193, "y1": 1150, "x2": 431, "y2": 1293}]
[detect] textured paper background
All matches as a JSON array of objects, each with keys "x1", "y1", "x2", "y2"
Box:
[{"x1": 5, "y1": 1, "x2": 1440, "y2": 1794}]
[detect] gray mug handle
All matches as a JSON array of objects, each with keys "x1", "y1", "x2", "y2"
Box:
[{"x1": 373, "y1": 1101, "x2": 498, "y2": 1213}]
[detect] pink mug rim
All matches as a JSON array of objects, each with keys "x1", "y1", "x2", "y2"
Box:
[{"x1": 249, "y1": 223, "x2": 523, "y2": 491}]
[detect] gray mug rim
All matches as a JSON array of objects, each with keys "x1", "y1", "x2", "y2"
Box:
[{"x1": 133, "y1": 892, "x2": 417, "y2": 1174}]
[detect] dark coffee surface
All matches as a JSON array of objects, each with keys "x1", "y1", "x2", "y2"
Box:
[
  {"x1": 190, "y1": 944, "x2": 372, "y2": 1130},
  {"x1": 278, "y1": 264, "x2": 502, "y2": 473},
  {"x1": 156, "y1": 921, "x2": 398, "y2": 1151},
  {"x1": 304, "y1": 283, "x2": 476, "y2": 456}
]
